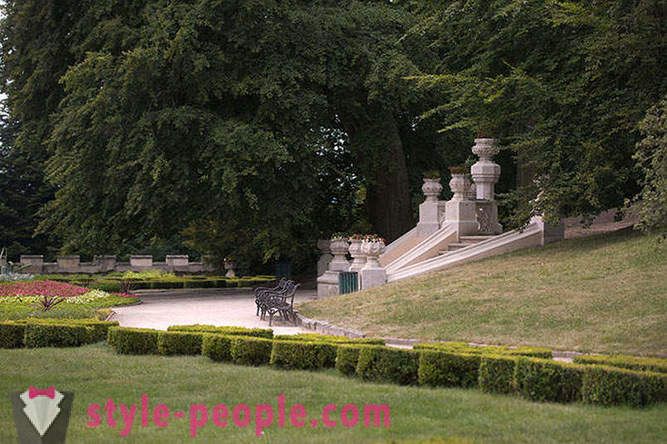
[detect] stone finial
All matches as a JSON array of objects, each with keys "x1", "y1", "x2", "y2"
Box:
[
  {"x1": 421, "y1": 178, "x2": 443, "y2": 202},
  {"x1": 449, "y1": 172, "x2": 468, "y2": 201},
  {"x1": 328, "y1": 237, "x2": 350, "y2": 272}
]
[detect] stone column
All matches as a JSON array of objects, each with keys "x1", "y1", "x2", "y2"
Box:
[
  {"x1": 317, "y1": 237, "x2": 350, "y2": 298},
  {"x1": 444, "y1": 169, "x2": 478, "y2": 235},
  {"x1": 316, "y1": 239, "x2": 333, "y2": 277},
  {"x1": 417, "y1": 177, "x2": 444, "y2": 236},
  {"x1": 348, "y1": 238, "x2": 366, "y2": 289},
  {"x1": 470, "y1": 138, "x2": 502, "y2": 234},
  {"x1": 360, "y1": 240, "x2": 386, "y2": 290},
  {"x1": 471, "y1": 138, "x2": 500, "y2": 200}
]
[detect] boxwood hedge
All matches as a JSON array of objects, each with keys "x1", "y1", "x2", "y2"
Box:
[
  {"x1": 417, "y1": 351, "x2": 481, "y2": 388},
  {"x1": 514, "y1": 358, "x2": 585, "y2": 403},
  {"x1": 356, "y1": 346, "x2": 419, "y2": 385},
  {"x1": 202, "y1": 334, "x2": 234, "y2": 362},
  {"x1": 107, "y1": 327, "x2": 159, "y2": 355},
  {"x1": 574, "y1": 354, "x2": 667, "y2": 374},
  {"x1": 230, "y1": 336, "x2": 273, "y2": 366},
  {"x1": 24, "y1": 323, "x2": 93, "y2": 348},
  {"x1": 157, "y1": 331, "x2": 203, "y2": 355},
  {"x1": 414, "y1": 342, "x2": 552, "y2": 359},
  {"x1": 0, "y1": 321, "x2": 26, "y2": 348},
  {"x1": 478, "y1": 354, "x2": 519, "y2": 394},
  {"x1": 270, "y1": 340, "x2": 337, "y2": 370},
  {"x1": 168, "y1": 324, "x2": 273, "y2": 339},
  {"x1": 581, "y1": 365, "x2": 666, "y2": 407},
  {"x1": 274, "y1": 333, "x2": 384, "y2": 345}
]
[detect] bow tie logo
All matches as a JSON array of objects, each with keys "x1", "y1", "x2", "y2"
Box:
[{"x1": 28, "y1": 386, "x2": 55, "y2": 399}]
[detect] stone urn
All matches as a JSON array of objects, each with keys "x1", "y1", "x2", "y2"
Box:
[
  {"x1": 361, "y1": 239, "x2": 385, "y2": 269},
  {"x1": 421, "y1": 178, "x2": 443, "y2": 202},
  {"x1": 224, "y1": 260, "x2": 236, "y2": 278},
  {"x1": 449, "y1": 172, "x2": 467, "y2": 201},
  {"x1": 329, "y1": 237, "x2": 350, "y2": 272},
  {"x1": 348, "y1": 238, "x2": 366, "y2": 272}
]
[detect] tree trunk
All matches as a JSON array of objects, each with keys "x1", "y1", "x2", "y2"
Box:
[{"x1": 343, "y1": 108, "x2": 414, "y2": 242}]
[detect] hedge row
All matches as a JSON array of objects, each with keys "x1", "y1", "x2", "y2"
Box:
[
  {"x1": 72, "y1": 277, "x2": 275, "y2": 292},
  {"x1": 574, "y1": 354, "x2": 667, "y2": 374},
  {"x1": 0, "y1": 319, "x2": 119, "y2": 348},
  {"x1": 273, "y1": 333, "x2": 385, "y2": 345},
  {"x1": 103, "y1": 328, "x2": 665, "y2": 408},
  {"x1": 167, "y1": 324, "x2": 273, "y2": 339},
  {"x1": 414, "y1": 342, "x2": 552, "y2": 359}
]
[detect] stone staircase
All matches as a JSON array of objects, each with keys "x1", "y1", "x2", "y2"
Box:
[{"x1": 441, "y1": 235, "x2": 496, "y2": 253}]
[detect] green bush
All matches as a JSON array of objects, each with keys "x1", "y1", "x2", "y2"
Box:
[
  {"x1": 479, "y1": 354, "x2": 519, "y2": 394},
  {"x1": 167, "y1": 324, "x2": 273, "y2": 339},
  {"x1": 574, "y1": 354, "x2": 667, "y2": 374},
  {"x1": 90, "y1": 281, "x2": 122, "y2": 292},
  {"x1": 336, "y1": 345, "x2": 366, "y2": 376},
  {"x1": 24, "y1": 323, "x2": 93, "y2": 348},
  {"x1": 414, "y1": 342, "x2": 552, "y2": 359},
  {"x1": 514, "y1": 358, "x2": 585, "y2": 403},
  {"x1": 230, "y1": 336, "x2": 273, "y2": 366},
  {"x1": 157, "y1": 331, "x2": 203, "y2": 355},
  {"x1": 356, "y1": 346, "x2": 419, "y2": 385},
  {"x1": 274, "y1": 333, "x2": 384, "y2": 345},
  {"x1": 107, "y1": 327, "x2": 159, "y2": 355},
  {"x1": 202, "y1": 334, "x2": 234, "y2": 362},
  {"x1": 14, "y1": 319, "x2": 118, "y2": 344},
  {"x1": 418, "y1": 351, "x2": 481, "y2": 388},
  {"x1": 270, "y1": 340, "x2": 337, "y2": 370},
  {"x1": 581, "y1": 365, "x2": 667, "y2": 407},
  {"x1": 0, "y1": 322, "x2": 25, "y2": 348}
]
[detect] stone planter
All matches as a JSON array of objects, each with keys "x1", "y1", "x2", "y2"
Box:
[
  {"x1": 471, "y1": 138, "x2": 501, "y2": 201},
  {"x1": 421, "y1": 178, "x2": 443, "y2": 202},
  {"x1": 328, "y1": 237, "x2": 350, "y2": 272},
  {"x1": 361, "y1": 240, "x2": 385, "y2": 269},
  {"x1": 224, "y1": 261, "x2": 236, "y2": 278},
  {"x1": 348, "y1": 239, "x2": 366, "y2": 272},
  {"x1": 449, "y1": 173, "x2": 467, "y2": 201}
]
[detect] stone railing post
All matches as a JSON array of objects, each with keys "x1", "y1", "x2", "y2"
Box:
[
  {"x1": 444, "y1": 167, "x2": 478, "y2": 235},
  {"x1": 417, "y1": 177, "x2": 444, "y2": 236},
  {"x1": 470, "y1": 138, "x2": 502, "y2": 234},
  {"x1": 317, "y1": 237, "x2": 350, "y2": 298},
  {"x1": 360, "y1": 239, "x2": 386, "y2": 289},
  {"x1": 57, "y1": 255, "x2": 80, "y2": 272},
  {"x1": 20, "y1": 255, "x2": 44, "y2": 273},
  {"x1": 130, "y1": 255, "x2": 153, "y2": 269}
]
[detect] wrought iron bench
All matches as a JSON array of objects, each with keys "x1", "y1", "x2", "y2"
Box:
[
  {"x1": 259, "y1": 280, "x2": 300, "y2": 326},
  {"x1": 254, "y1": 277, "x2": 288, "y2": 316}
]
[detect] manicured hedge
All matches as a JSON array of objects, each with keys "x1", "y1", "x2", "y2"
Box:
[
  {"x1": 574, "y1": 354, "x2": 667, "y2": 374},
  {"x1": 107, "y1": 327, "x2": 159, "y2": 355},
  {"x1": 336, "y1": 345, "x2": 364, "y2": 376},
  {"x1": 86, "y1": 276, "x2": 274, "y2": 292},
  {"x1": 15, "y1": 319, "x2": 118, "y2": 344},
  {"x1": 478, "y1": 354, "x2": 519, "y2": 394},
  {"x1": 230, "y1": 336, "x2": 273, "y2": 366},
  {"x1": 168, "y1": 324, "x2": 273, "y2": 339},
  {"x1": 581, "y1": 365, "x2": 666, "y2": 407},
  {"x1": 356, "y1": 346, "x2": 419, "y2": 385},
  {"x1": 418, "y1": 351, "x2": 481, "y2": 388},
  {"x1": 270, "y1": 340, "x2": 337, "y2": 370},
  {"x1": 157, "y1": 331, "x2": 203, "y2": 355},
  {"x1": 274, "y1": 333, "x2": 384, "y2": 345},
  {"x1": 514, "y1": 358, "x2": 585, "y2": 403},
  {"x1": 202, "y1": 334, "x2": 234, "y2": 362},
  {"x1": 414, "y1": 342, "x2": 552, "y2": 359},
  {"x1": 24, "y1": 323, "x2": 93, "y2": 348},
  {"x1": 0, "y1": 322, "x2": 26, "y2": 348}
]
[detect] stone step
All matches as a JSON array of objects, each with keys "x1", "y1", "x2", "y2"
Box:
[
  {"x1": 446, "y1": 243, "x2": 469, "y2": 252},
  {"x1": 459, "y1": 235, "x2": 496, "y2": 243}
]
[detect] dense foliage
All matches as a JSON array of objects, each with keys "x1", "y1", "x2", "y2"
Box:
[{"x1": 0, "y1": 0, "x2": 663, "y2": 268}]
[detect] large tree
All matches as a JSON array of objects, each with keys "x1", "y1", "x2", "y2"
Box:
[{"x1": 5, "y1": 0, "x2": 449, "y2": 268}]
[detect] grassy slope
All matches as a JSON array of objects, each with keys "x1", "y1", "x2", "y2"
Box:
[
  {"x1": 299, "y1": 230, "x2": 667, "y2": 356},
  {"x1": 0, "y1": 344, "x2": 665, "y2": 443}
]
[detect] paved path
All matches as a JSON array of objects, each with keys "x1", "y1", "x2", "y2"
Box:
[{"x1": 111, "y1": 288, "x2": 317, "y2": 335}]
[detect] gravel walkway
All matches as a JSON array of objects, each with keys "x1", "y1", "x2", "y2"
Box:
[{"x1": 110, "y1": 288, "x2": 316, "y2": 335}]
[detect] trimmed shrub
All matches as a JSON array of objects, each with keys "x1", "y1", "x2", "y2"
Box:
[
  {"x1": 230, "y1": 336, "x2": 273, "y2": 366},
  {"x1": 157, "y1": 331, "x2": 203, "y2": 355},
  {"x1": 0, "y1": 322, "x2": 25, "y2": 348},
  {"x1": 107, "y1": 327, "x2": 159, "y2": 355},
  {"x1": 574, "y1": 354, "x2": 667, "y2": 374},
  {"x1": 356, "y1": 346, "x2": 419, "y2": 385},
  {"x1": 582, "y1": 365, "x2": 667, "y2": 407},
  {"x1": 14, "y1": 319, "x2": 118, "y2": 344},
  {"x1": 336, "y1": 345, "x2": 364, "y2": 376},
  {"x1": 270, "y1": 340, "x2": 337, "y2": 370},
  {"x1": 202, "y1": 334, "x2": 234, "y2": 362},
  {"x1": 274, "y1": 333, "x2": 384, "y2": 345},
  {"x1": 89, "y1": 281, "x2": 122, "y2": 292},
  {"x1": 479, "y1": 354, "x2": 519, "y2": 394},
  {"x1": 24, "y1": 323, "x2": 93, "y2": 348},
  {"x1": 418, "y1": 351, "x2": 481, "y2": 388},
  {"x1": 414, "y1": 342, "x2": 552, "y2": 359},
  {"x1": 168, "y1": 324, "x2": 273, "y2": 339},
  {"x1": 514, "y1": 358, "x2": 585, "y2": 403}
]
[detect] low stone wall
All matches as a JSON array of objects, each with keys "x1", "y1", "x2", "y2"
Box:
[{"x1": 19, "y1": 254, "x2": 216, "y2": 274}]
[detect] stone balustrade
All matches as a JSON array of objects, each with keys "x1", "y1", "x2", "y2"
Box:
[{"x1": 19, "y1": 254, "x2": 215, "y2": 274}]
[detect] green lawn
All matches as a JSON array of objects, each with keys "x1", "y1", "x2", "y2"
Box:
[
  {"x1": 0, "y1": 344, "x2": 664, "y2": 443},
  {"x1": 299, "y1": 230, "x2": 667, "y2": 356}
]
